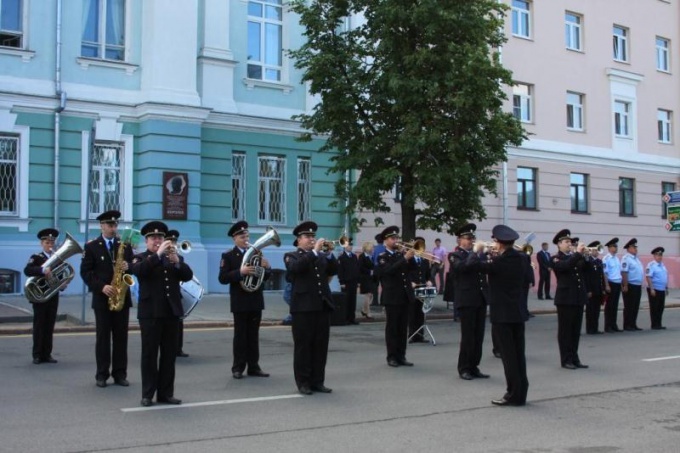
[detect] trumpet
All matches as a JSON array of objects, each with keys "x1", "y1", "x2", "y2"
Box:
[
  {"x1": 582, "y1": 244, "x2": 605, "y2": 255},
  {"x1": 473, "y1": 240, "x2": 497, "y2": 254},
  {"x1": 320, "y1": 235, "x2": 350, "y2": 253},
  {"x1": 396, "y1": 239, "x2": 442, "y2": 264},
  {"x1": 178, "y1": 240, "x2": 191, "y2": 254}
]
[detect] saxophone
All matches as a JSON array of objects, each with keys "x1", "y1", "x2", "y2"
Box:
[{"x1": 108, "y1": 239, "x2": 135, "y2": 312}]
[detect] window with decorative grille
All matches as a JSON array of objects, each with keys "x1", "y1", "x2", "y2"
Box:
[
  {"x1": 0, "y1": 134, "x2": 18, "y2": 215},
  {"x1": 258, "y1": 156, "x2": 285, "y2": 224},
  {"x1": 297, "y1": 158, "x2": 310, "y2": 222},
  {"x1": 89, "y1": 141, "x2": 123, "y2": 218},
  {"x1": 232, "y1": 152, "x2": 246, "y2": 221}
]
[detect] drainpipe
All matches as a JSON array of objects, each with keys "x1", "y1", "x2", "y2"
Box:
[
  {"x1": 54, "y1": 0, "x2": 66, "y2": 227},
  {"x1": 497, "y1": 0, "x2": 508, "y2": 225}
]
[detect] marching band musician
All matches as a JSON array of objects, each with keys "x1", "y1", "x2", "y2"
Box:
[
  {"x1": 284, "y1": 221, "x2": 337, "y2": 395},
  {"x1": 218, "y1": 221, "x2": 271, "y2": 380},
  {"x1": 408, "y1": 236, "x2": 431, "y2": 343},
  {"x1": 80, "y1": 210, "x2": 133, "y2": 388},
  {"x1": 374, "y1": 226, "x2": 417, "y2": 368},
  {"x1": 24, "y1": 228, "x2": 63, "y2": 365},
  {"x1": 451, "y1": 223, "x2": 490, "y2": 380},
  {"x1": 471, "y1": 225, "x2": 529, "y2": 406},
  {"x1": 337, "y1": 237, "x2": 360, "y2": 325},
  {"x1": 551, "y1": 229, "x2": 588, "y2": 370},
  {"x1": 621, "y1": 238, "x2": 644, "y2": 331},
  {"x1": 583, "y1": 241, "x2": 606, "y2": 335},
  {"x1": 646, "y1": 247, "x2": 668, "y2": 330},
  {"x1": 602, "y1": 237, "x2": 623, "y2": 333},
  {"x1": 166, "y1": 230, "x2": 189, "y2": 358},
  {"x1": 131, "y1": 221, "x2": 193, "y2": 407}
]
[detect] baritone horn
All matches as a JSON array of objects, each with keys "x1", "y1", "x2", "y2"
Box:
[
  {"x1": 24, "y1": 232, "x2": 83, "y2": 303},
  {"x1": 240, "y1": 227, "x2": 281, "y2": 292}
]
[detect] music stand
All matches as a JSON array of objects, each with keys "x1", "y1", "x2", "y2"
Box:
[{"x1": 408, "y1": 287, "x2": 437, "y2": 346}]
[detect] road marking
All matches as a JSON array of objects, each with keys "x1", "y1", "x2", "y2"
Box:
[
  {"x1": 121, "y1": 393, "x2": 303, "y2": 412},
  {"x1": 642, "y1": 355, "x2": 680, "y2": 362}
]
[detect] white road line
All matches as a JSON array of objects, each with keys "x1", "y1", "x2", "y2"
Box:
[
  {"x1": 642, "y1": 355, "x2": 680, "y2": 362},
  {"x1": 121, "y1": 393, "x2": 303, "y2": 413}
]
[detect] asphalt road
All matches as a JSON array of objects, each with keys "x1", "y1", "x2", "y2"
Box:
[{"x1": 2, "y1": 310, "x2": 679, "y2": 453}]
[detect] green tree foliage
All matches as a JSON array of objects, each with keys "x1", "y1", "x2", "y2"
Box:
[{"x1": 289, "y1": 0, "x2": 525, "y2": 239}]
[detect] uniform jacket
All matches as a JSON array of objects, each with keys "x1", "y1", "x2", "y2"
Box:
[
  {"x1": 583, "y1": 256, "x2": 606, "y2": 297},
  {"x1": 537, "y1": 249, "x2": 551, "y2": 273},
  {"x1": 337, "y1": 251, "x2": 360, "y2": 286},
  {"x1": 358, "y1": 253, "x2": 374, "y2": 291},
  {"x1": 24, "y1": 251, "x2": 59, "y2": 304},
  {"x1": 374, "y1": 250, "x2": 416, "y2": 306},
  {"x1": 551, "y1": 251, "x2": 588, "y2": 306},
  {"x1": 523, "y1": 254, "x2": 535, "y2": 287},
  {"x1": 449, "y1": 247, "x2": 488, "y2": 308},
  {"x1": 409, "y1": 257, "x2": 431, "y2": 286},
  {"x1": 284, "y1": 249, "x2": 337, "y2": 313},
  {"x1": 80, "y1": 235, "x2": 134, "y2": 310},
  {"x1": 473, "y1": 248, "x2": 528, "y2": 323},
  {"x1": 218, "y1": 246, "x2": 269, "y2": 312},
  {"x1": 131, "y1": 250, "x2": 193, "y2": 319}
]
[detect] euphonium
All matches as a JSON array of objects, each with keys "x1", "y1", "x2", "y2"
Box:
[
  {"x1": 24, "y1": 232, "x2": 83, "y2": 303},
  {"x1": 108, "y1": 229, "x2": 139, "y2": 312},
  {"x1": 240, "y1": 227, "x2": 281, "y2": 292}
]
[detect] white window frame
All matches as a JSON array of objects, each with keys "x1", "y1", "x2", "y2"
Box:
[
  {"x1": 614, "y1": 100, "x2": 631, "y2": 138},
  {"x1": 511, "y1": 0, "x2": 531, "y2": 39},
  {"x1": 257, "y1": 155, "x2": 286, "y2": 225},
  {"x1": 231, "y1": 152, "x2": 246, "y2": 222},
  {"x1": 80, "y1": 130, "x2": 133, "y2": 233},
  {"x1": 0, "y1": 110, "x2": 29, "y2": 231},
  {"x1": 657, "y1": 109, "x2": 672, "y2": 144},
  {"x1": 656, "y1": 37, "x2": 670, "y2": 72},
  {"x1": 613, "y1": 25, "x2": 628, "y2": 62},
  {"x1": 565, "y1": 12, "x2": 582, "y2": 51},
  {"x1": 297, "y1": 157, "x2": 310, "y2": 222},
  {"x1": 513, "y1": 83, "x2": 533, "y2": 123},
  {"x1": 246, "y1": 0, "x2": 284, "y2": 83},
  {"x1": 80, "y1": 0, "x2": 129, "y2": 62},
  {"x1": 566, "y1": 92, "x2": 584, "y2": 131}
]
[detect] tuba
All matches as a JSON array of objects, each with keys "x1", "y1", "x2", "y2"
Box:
[
  {"x1": 240, "y1": 227, "x2": 281, "y2": 292},
  {"x1": 25, "y1": 232, "x2": 83, "y2": 303}
]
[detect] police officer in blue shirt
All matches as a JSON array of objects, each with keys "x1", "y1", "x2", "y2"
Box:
[
  {"x1": 602, "y1": 238, "x2": 623, "y2": 333},
  {"x1": 621, "y1": 238, "x2": 644, "y2": 331},
  {"x1": 645, "y1": 247, "x2": 669, "y2": 330}
]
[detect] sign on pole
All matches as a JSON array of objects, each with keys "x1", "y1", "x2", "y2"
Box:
[{"x1": 664, "y1": 191, "x2": 680, "y2": 231}]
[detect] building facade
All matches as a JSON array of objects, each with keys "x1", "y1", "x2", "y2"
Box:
[{"x1": 0, "y1": 0, "x2": 344, "y2": 295}]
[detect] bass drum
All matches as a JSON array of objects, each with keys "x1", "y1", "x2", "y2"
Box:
[{"x1": 180, "y1": 276, "x2": 204, "y2": 319}]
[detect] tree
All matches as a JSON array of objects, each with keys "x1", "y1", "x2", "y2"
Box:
[{"x1": 289, "y1": 0, "x2": 526, "y2": 239}]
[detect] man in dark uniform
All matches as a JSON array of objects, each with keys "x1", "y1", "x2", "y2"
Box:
[
  {"x1": 408, "y1": 237, "x2": 431, "y2": 343},
  {"x1": 24, "y1": 228, "x2": 63, "y2": 364},
  {"x1": 536, "y1": 242, "x2": 552, "y2": 300},
  {"x1": 218, "y1": 220, "x2": 271, "y2": 380},
  {"x1": 166, "y1": 230, "x2": 189, "y2": 358},
  {"x1": 473, "y1": 225, "x2": 529, "y2": 406},
  {"x1": 284, "y1": 221, "x2": 337, "y2": 395},
  {"x1": 131, "y1": 221, "x2": 193, "y2": 407},
  {"x1": 80, "y1": 210, "x2": 133, "y2": 388},
  {"x1": 374, "y1": 226, "x2": 416, "y2": 368},
  {"x1": 551, "y1": 229, "x2": 588, "y2": 370},
  {"x1": 583, "y1": 241, "x2": 606, "y2": 335},
  {"x1": 337, "y1": 238, "x2": 360, "y2": 325},
  {"x1": 451, "y1": 223, "x2": 490, "y2": 380}
]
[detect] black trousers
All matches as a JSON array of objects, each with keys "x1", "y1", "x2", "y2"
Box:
[
  {"x1": 537, "y1": 269, "x2": 551, "y2": 298},
  {"x1": 384, "y1": 304, "x2": 409, "y2": 361},
  {"x1": 177, "y1": 320, "x2": 184, "y2": 353},
  {"x1": 622, "y1": 284, "x2": 642, "y2": 329},
  {"x1": 493, "y1": 322, "x2": 528, "y2": 405},
  {"x1": 648, "y1": 288, "x2": 666, "y2": 328},
  {"x1": 408, "y1": 297, "x2": 425, "y2": 340},
  {"x1": 604, "y1": 282, "x2": 621, "y2": 330},
  {"x1": 292, "y1": 311, "x2": 330, "y2": 388},
  {"x1": 457, "y1": 304, "x2": 487, "y2": 375},
  {"x1": 139, "y1": 317, "x2": 179, "y2": 400},
  {"x1": 556, "y1": 304, "x2": 583, "y2": 365},
  {"x1": 430, "y1": 263, "x2": 445, "y2": 294},
  {"x1": 585, "y1": 294, "x2": 603, "y2": 334},
  {"x1": 343, "y1": 282, "x2": 358, "y2": 323},
  {"x1": 232, "y1": 311, "x2": 263, "y2": 373},
  {"x1": 32, "y1": 297, "x2": 59, "y2": 360},
  {"x1": 93, "y1": 306, "x2": 129, "y2": 381}
]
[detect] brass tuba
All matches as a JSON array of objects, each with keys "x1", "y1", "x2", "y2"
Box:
[
  {"x1": 25, "y1": 232, "x2": 83, "y2": 303},
  {"x1": 240, "y1": 227, "x2": 281, "y2": 292}
]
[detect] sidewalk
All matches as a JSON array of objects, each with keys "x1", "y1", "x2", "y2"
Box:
[{"x1": 1, "y1": 290, "x2": 678, "y2": 335}]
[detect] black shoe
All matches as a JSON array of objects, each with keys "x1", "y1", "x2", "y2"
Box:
[
  {"x1": 298, "y1": 385, "x2": 313, "y2": 395},
  {"x1": 460, "y1": 372, "x2": 474, "y2": 380},
  {"x1": 96, "y1": 379, "x2": 107, "y2": 388},
  {"x1": 44, "y1": 356, "x2": 58, "y2": 363},
  {"x1": 574, "y1": 362, "x2": 589, "y2": 369},
  {"x1": 472, "y1": 370, "x2": 490, "y2": 378},
  {"x1": 493, "y1": 351, "x2": 502, "y2": 359},
  {"x1": 562, "y1": 363, "x2": 577, "y2": 370},
  {"x1": 409, "y1": 337, "x2": 426, "y2": 344},
  {"x1": 348, "y1": 320, "x2": 360, "y2": 325},
  {"x1": 652, "y1": 326, "x2": 667, "y2": 330},
  {"x1": 633, "y1": 326, "x2": 643, "y2": 331},
  {"x1": 176, "y1": 351, "x2": 189, "y2": 358},
  {"x1": 158, "y1": 396, "x2": 182, "y2": 405},
  {"x1": 114, "y1": 378, "x2": 130, "y2": 387},
  {"x1": 248, "y1": 370, "x2": 270, "y2": 377},
  {"x1": 611, "y1": 327, "x2": 622, "y2": 332},
  {"x1": 397, "y1": 358, "x2": 414, "y2": 366},
  {"x1": 232, "y1": 371, "x2": 243, "y2": 379},
  {"x1": 491, "y1": 398, "x2": 512, "y2": 406},
  {"x1": 311, "y1": 385, "x2": 332, "y2": 393},
  {"x1": 387, "y1": 359, "x2": 400, "y2": 367},
  {"x1": 545, "y1": 296, "x2": 553, "y2": 300},
  {"x1": 140, "y1": 398, "x2": 153, "y2": 407},
  {"x1": 537, "y1": 296, "x2": 544, "y2": 300},
  {"x1": 32, "y1": 358, "x2": 42, "y2": 365},
  {"x1": 624, "y1": 327, "x2": 636, "y2": 332}
]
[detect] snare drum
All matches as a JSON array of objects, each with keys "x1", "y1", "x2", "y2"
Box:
[
  {"x1": 180, "y1": 276, "x2": 204, "y2": 319},
  {"x1": 414, "y1": 286, "x2": 437, "y2": 299}
]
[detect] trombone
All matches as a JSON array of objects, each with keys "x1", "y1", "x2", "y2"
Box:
[{"x1": 396, "y1": 238, "x2": 442, "y2": 264}]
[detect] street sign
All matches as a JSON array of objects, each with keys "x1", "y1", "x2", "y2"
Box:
[{"x1": 666, "y1": 191, "x2": 680, "y2": 232}]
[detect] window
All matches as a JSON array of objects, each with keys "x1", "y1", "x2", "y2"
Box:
[
  {"x1": 658, "y1": 109, "x2": 672, "y2": 143},
  {"x1": 511, "y1": 0, "x2": 531, "y2": 38},
  {"x1": 517, "y1": 167, "x2": 537, "y2": 209},
  {"x1": 570, "y1": 173, "x2": 588, "y2": 213},
  {"x1": 0, "y1": 0, "x2": 22, "y2": 48},
  {"x1": 297, "y1": 158, "x2": 310, "y2": 222},
  {"x1": 0, "y1": 269, "x2": 19, "y2": 294},
  {"x1": 567, "y1": 92, "x2": 584, "y2": 130},
  {"x1": 614, "y1": 100, "x2": 631, "y2": 137},
  {"x1": 619, "y1": 177, "x2": 635, "y2": 216},
  {"x1": 231, "y1": 153, "x2": 246, "y2": 221},
  {"x1": 81, "y1": 0, "x2": 126, "y2": 61},
  {"x1": 662, "y1": 181, "x2": 676, "y2": 219},
  {"x1": 258, "y1": 156, "x2": 285, "y2": 224},
  {"x1": 613, "y1": 25, "x2": 628, "y2": 62},
  {"x1": 0, "y1": 134, "x2": 18, "y2": 215},
  {"x1": 656, "y1": 37, "x2": 670, "y2": 72},
  {"x1": 247, "y1": 0, "x2": 283, "y2": 82},
  {"x1": 565, "y1": 12, "x2": 582, "y2": 51},
  {"x1": 88, "y1": 141, "x2": 124, "y2": 218},
  {"x1": 513, "y1": 83, "x2": 533, "y2": 123}
]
